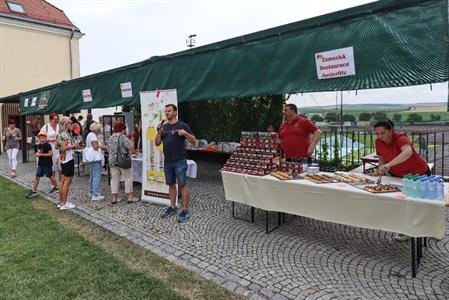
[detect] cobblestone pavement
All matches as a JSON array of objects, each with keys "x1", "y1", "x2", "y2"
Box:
[{"x1": 1, "y1": 152, "x2": 449, "y2": 300}]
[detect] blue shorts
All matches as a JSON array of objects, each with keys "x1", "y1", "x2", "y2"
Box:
[
  {"x1": 164, "y1": 159, "x2": 187, "y2": 186},
  {"x1": 36, "y1": 165, "x2": 53, "y2": 178}
]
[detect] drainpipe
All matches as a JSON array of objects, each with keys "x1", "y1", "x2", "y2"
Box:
[
  {"x1": 69, "y1": 28, "x2": 74, "y2": 79},
  {"x1": 20, "y1": 115, "x2": 27, "y2": 163}
]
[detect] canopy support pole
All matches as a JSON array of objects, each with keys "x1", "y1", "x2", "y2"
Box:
[{"x1": 20, "y1": 115, "x2": 28, "y2": 163}]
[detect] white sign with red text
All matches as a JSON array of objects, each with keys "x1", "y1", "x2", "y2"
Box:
[
  {"x1": 315, "y1": 47, "x2": 355, "y2": 80},
  {"x1": 82, "y1": 89, "x2": 93, "y2": 102},
  {"x1": 120, "y1": 82, "x2": 133, "y2": 98}
]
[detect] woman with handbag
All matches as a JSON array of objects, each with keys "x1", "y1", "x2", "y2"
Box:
[
  {"x1": 85, "y1": 122, "x2": 105, "y2": 201},
  {"x1": 107, "y1": 121, "x2": 137, "y2": 204}
]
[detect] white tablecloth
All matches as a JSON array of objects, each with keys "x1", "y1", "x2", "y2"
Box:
[
  {"x1": 132, "y1": 157, "x2": 197, "y2": 183},
  {"x1": 222, "y1": 172, "x2": 446, "y2": 239}
]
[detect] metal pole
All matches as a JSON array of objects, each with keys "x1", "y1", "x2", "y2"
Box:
[
  {"x1": 20, "y1": 115, "x2": 27, "y2": 163},
  {"x1": 411, "y1": 237, "x2": 416, "y2": 278},
  {"x1": 340, "y1": 91, "x2": 344, "y2": 133}
]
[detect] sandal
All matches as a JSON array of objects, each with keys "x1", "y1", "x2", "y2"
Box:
[{"x1": 127, "y1": 197, "x2": 139, "y2": 204}]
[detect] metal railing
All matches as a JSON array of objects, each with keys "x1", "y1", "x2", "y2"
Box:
[{"x1": 313, "y1": 128, "x2": 449, "y2": 178}]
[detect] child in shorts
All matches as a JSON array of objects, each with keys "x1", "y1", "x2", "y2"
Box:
[{"x1": 27, "y1": 131, "x2": 59, "y2": 198}]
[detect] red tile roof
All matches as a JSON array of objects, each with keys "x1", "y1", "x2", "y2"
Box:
[{"x1": 0, "y1": 0, "x2": 79, "y2": 30}]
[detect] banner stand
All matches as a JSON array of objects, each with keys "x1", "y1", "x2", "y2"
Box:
[{"x1": 140, "y1": 89, "x2": 178, "y2": 206}]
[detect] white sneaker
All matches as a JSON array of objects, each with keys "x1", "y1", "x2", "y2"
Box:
[
  {"x1": 394, "y1": 233, "x2": 410, "y2": 242},
  {"x1": 60, "y1": 204, "x2": 73, "y2": 210},
  {"x1": 57, "y1": 202, "x2": 62, "y2": 209},
  {"x1": 91, "y1": 195, "x2": 105, "y2": 201}
]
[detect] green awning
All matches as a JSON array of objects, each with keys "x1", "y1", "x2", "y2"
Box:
[{"x1": 14, "y1": 0, "x2": 449, "y2": 115}]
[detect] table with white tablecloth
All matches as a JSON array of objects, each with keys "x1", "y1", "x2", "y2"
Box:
[
  {"x1": 222, "y1": 171, "x2": 447, "y2": 277},
  {"x1": 132, "y1": 157, "x2": 197, "y2": 183}
]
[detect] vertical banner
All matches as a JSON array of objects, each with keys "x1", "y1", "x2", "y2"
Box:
[{"x1": 140, "y1": 89, "x2": 178, "y2": 206}]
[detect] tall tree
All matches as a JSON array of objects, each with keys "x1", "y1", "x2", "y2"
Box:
[{"x1": 358, "y1": 112, "x2": 372, "y2": 121}]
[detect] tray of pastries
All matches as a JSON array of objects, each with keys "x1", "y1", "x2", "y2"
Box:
[
  {"x1": 304, "y1": 174, "x2": 337, "y2": 184},
  {"x1": 270, "y1": 171, "x2": 294, "y2": 180},
  {"x1": 365, "y1": 168, "x2": 383, "y2": 177},
  {"x1": 360, "y1": 184, "x2": 401, "y2": 194},
  {"x1": 334, "y1": 172, "x2": 374, "y2": 184}
]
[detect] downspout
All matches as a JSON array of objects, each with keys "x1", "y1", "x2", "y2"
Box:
[{"x1": 69, "y1": 28, "x2": 74, "y2": 79}]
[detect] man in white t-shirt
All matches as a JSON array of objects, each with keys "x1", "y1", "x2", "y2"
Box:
[{"x1": 41, "y1": 112, "x2": 61, "y2": 189}]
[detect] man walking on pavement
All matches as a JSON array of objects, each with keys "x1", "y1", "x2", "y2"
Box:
[{"x1": 156, "y1": 104, "x2": 196, "y2": 223}]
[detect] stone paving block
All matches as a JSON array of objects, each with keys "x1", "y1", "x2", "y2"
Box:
[{"x1": 2, "y1": 156, "x2": 449, "y2": 300}]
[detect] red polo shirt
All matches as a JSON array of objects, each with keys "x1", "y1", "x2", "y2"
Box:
[
  {"x1": 279, "y1": 116, "x2": 318, "y2": 158},
  {"x1": 375, "y1": 132, "x2": 428, "y2": 177}
]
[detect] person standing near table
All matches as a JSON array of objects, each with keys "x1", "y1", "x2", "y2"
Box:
[
  {"x1": 278, "y1": 104, "x2": 321, "y2": 161},
  {"x1": 156, "y1": 104, "x2": 196, "y2": 223},
  {"x1": 41, "y1": 112, "x2": 61, "y2": 187},
  {"x1": 107, "y1": 121, "x2": 137, "y2": 204},
  {"x1": 374, "y1": 120, "x2": 429, "y2": 177},
  {"x1": 86, "y1": 122, "x2": 105, "y2": 201},
  {"x1": 31, "y1": 116, "x2": 43, "y2": 153},
  {"x1": 83, "y1": 113, "x2": 95, "y2": 139},
  {"x1": 3, "y1": 119, "x2": 22, "y2": 177},
  {"x1": 374, "y1": 119, "x2": 430, "y2": 242}
]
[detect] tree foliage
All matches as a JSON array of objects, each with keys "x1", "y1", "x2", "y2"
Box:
[
  {"x1": 342, "y1": 114, "x2": 356, "y2": 122},
  {"x1": 372, "y1": 111, "x2": 388, "y2": 121},
  {"x1": 392, "y1": 113, "x2": 402, "y2": 122},
  {"x1": 358, "y1": 112, "x2": 371, "y2": 121},
  {"x1": 407, "y1": 113, "x2": 423, "y2": 123},
  {"x1": 311, "y1": 115, "x2": 324, "y2": 122},
  {"x1": 179, "y1": 95, "x2": 286, "y2": 142},
  {"x1": 325, "y1": 112, "x2": 337, "y2": 122}
]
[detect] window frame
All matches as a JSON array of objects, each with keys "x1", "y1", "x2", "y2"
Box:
[{"x1": 6, "y1": 1, "x2": 26, "y2": 14}]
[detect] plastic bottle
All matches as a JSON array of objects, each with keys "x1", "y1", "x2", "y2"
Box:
[
  {"x1": 436, "y1": 178, "x2": 445, "y2": 200},
  {"x1": 419, "y1": 177, "x2": 428, "y2": 199},
  {"x1": 413, "y1": 177, "x2": 420, "y2": 198},
  {"x1": 406, "y1": 176, "x2": 413, "y2": 197},
  {"x1": 428, "y1": 179, "x2": 437, "y2": 200},
  {"x1": 146, "y1": 121, "x2": 157, "y2": 183},
  {"x1": 401, "y1": 176, "x2": 408, "y2": 196},
  {"x1": 156, "y1": 113, "x2": 166, "y2": 183}
]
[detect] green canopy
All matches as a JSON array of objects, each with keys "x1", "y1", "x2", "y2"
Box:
[{"x1": 12, "y1": 0, "x2": 449, "y2": 115}]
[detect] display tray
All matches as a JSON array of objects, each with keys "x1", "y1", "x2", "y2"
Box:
[
  {"x1": 334, "y1": 172, "x2": 374, "y2": 185},
  {"x1": 270, "y1": 171, "x2": 298, "y2": 180},
  {"x1": 365, "y1": 168, "x2": 383, "y2": 176},
  {"x1": 304, "y1": 174, "x2": 338, "y2": 184},
  {"x1": 355, "y1": 184, "x2": 402, "y2": 194}
]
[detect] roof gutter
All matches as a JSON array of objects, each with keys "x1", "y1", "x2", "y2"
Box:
[{"x1": 0, "y1": 13, "x2": 81, "y2": 33}]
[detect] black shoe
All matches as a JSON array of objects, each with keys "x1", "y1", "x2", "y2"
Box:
[{"x1": 27, "y1": 191, "x2": 37, "y2": 198}]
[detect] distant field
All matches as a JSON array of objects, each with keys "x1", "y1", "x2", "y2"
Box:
[{"x1": 301, "y1": 105, "x2": 449, "y2": 122}]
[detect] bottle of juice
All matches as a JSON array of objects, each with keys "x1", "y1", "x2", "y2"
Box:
[
  {"x1": 146, "y1": 120, "x2": 157, "y2": 183},
  {"x1": 156, "y1": 107, "x2": 167, "y2": 183}
]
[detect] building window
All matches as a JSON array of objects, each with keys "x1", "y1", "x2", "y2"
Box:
[{"x1": 7, "y1": 2, "x2": 25, "y2": 14}]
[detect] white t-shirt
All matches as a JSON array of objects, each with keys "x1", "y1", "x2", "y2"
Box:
[
  {"x1": 41, "y1": 123, "x2": 59, "y2": 152},
  {"x1": 86, "y1": 132, "x2": 98, "y2": 148}
]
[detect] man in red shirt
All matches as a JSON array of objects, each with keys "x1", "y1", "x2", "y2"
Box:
[{"x1": 279, "y1": 104, "x2": 321, "y2": 160}]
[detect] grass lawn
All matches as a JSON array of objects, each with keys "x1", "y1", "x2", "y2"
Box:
[{"x1": 0, "y1": 176, "x2": 241, "y2": 300}]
